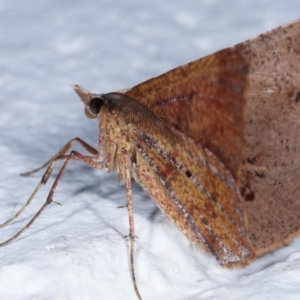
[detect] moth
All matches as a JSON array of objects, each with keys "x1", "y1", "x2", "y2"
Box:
[{"x1": 1, "y1": 19, "x2": 300, "y2": 300}]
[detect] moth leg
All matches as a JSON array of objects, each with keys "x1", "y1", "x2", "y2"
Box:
[
  {"x1": 0, "y1": 150, "x2": 104, "y2": 247},
  {"x1": 0, "y1": 138, "x2": 98, "y2": 228},
  {"x1": 21, "y1": 137, "x2": 98, "y2": 176},
  {"x1": 121, "y1": 148, "x2": 142, "y2": 300}
]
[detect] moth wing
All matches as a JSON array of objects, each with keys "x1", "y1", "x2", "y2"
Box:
[
  {"x1": 235, "y1": 19, "x2": 300, "y2": 255},
  {"x1": 123, "y1": 46, "x2": 254, "y2": 265},
  {"x1": 125, "y1": 48, "x2": 248, "y2": 180}
]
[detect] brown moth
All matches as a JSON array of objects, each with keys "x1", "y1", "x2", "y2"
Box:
[{"x1": 1, "y1": 19, "x2": 300, "y2": 300}]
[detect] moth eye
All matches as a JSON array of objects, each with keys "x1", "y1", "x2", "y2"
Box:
[
  {"x1": 84, "y1": 97, "x2": 104, "y2": 119},
  {"x1": 89, "y1": 97, "x2": 104, "y2": 114}
]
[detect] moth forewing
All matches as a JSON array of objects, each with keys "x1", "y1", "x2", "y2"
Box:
[
  {"x1": 235, "y1": 19, "x2": 300, "y2": 256},
  {"x1": 124, "y1": 48, "x2": 249, "y2": 179},
  {"x1": 89, "y1": 85, "x2": 254, "y2": 266},
  {"x1": 131, "y1": 128, "x2": 254, "y2": 266}
]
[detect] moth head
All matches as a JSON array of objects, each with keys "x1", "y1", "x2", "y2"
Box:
[{"x1": 73, "y1": 84, "x2": 104, "y2": 119}]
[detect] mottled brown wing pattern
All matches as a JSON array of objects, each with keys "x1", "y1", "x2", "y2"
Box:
[
  {"x1": 125, "y1": 48, "x2": 248, "y2": 179},
  {"x1": 235, "y1": 19, "x2": 300, "y2": 255},
  {"x1": 131, "y1": 130, "x2": 254, "y2": 266},
  {"x1": 104, "y1": 48, "x2": 254, "y2": 266},
  {"x1": 125, "y1": 20, "x2": 300, "y2": 261}
]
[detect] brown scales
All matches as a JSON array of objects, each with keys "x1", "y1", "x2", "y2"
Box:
[
  {"x1": 236, "y1": 20, "x2": 300, "y2": 255},
  {"x1": 1, "y1": 19, "x2": 300, "y2": 300},
  {"x1": 125, "y1": 19, "x2": 300, "y2": 259}
]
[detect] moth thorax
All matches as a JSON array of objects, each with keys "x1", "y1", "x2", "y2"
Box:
[{"x1": 98, "y1": 106, "x2": 134, "y2": 185}]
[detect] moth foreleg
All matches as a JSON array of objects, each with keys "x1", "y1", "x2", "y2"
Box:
[
  {"x1": 21, "y1": 137, "x2": 98, "y2": 176},
  {"x1": 0, "y1": 138, "x2": 98, "y2": 231},
  {"x1": 0, "y1": 145, "x2": 102, "y2": 247}
]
